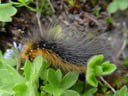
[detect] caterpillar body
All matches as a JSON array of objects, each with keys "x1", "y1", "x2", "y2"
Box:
[{"x1": 21, "y1": 24, "x2": 115, "y2": 73}]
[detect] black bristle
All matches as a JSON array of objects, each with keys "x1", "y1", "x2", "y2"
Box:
[{"x1": 24, "y1": 23, "x2": 119, "y2": 67}]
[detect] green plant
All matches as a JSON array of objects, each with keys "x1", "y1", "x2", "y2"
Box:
[
  {"x1": 0, "y1": 3, "x2": 17, "y2": 22},
  {"x1": 81, "y1": 88, "x2": 97, "y2": 96},
  {"x1": 108, "y1": 0, "x2": 128, "y2": 14},
  {"x1": 41, "y1": 69, "x2": 80, "y2": 96},
  {"x1": 0, "y1": 55, "x2": 43, "y2": 96},
  {"x1": 123, "y1": 58, "x2": 128, "y2": 67},
  {"x1": 106, "y1": 17, "x2": 113, "y2": 24},
  {"x1": 114, "y1": 86, "x2": 128, "y2": 96},
  {"x1": 0, "y1": 47, "x2": 123, "y2": 95},
  {"x1": 92, "y1": 6, "x2": 101, "y2": 16},
  {"x1": 0, "y1": 0, "x2": 54, "y2": 22},
  {"x1": 86, "y1": 55, "x2": 116, "y2": 87},
  {"x1": 0, "y1": 49, "x2": 81, "y2": 96}
]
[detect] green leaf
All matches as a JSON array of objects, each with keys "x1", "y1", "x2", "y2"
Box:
[
  {"x1": 24, "y1": 60, "x2": 32, "y2": 81},
  {"x1": 101, "y1": 61, "x2": 116, "y2": 75},
  {"x1": 1, "y1": 58, "x2": 17, "y2": 67},
  {"x1": 0, "y1": 3, "x2": 17, "y2": 22},
  {"x1": 13, "y1": 82, "x2": 29, "y2": 96},
  {"x1": 117, "y1": 0, "x2": 128, "y2": 10},
  {"x1": 40, "y1": 60, "x2": 50, "y2": 81},
  {"x1": 86, "y1": 55, "x2": 104, "y2": 87},
  {"x1": 61, "y1": 90, "x2": 80, "y2": 96},
  {"x1": 13, "y1": 56, "x2": 43, "y2": 96},
  {"x1": 86, "y1": 73, "x2": 98, "y2": 87},
  {"x1": 60, "y1": 71, "x2": 79, "y2": 90},
  {"x1": 18, "y1": 0, "x2": 30, "y2": 3},
  {"x1": 43, "y1": 84, "x2": 54, "y2": 94},
  {"x1": 114, "y1": 86, "x2": 128, "y2": 96},
  {"x1": 0, "y1": 89, "x2": 13, "y2": 96},
  {"x1": 0, "y1": 61, "x2": 24, "y2": 93},
  {"x1": 108, "y1": 0, "x2": 128, "y2": 13},
  {"x1": 86, "y1": 55, "x2": 116, "y2": 87},
  {"x1": 31, "y1": 55, "x2": 43, "y2": 84},
  {"x1": 13, "y1": 82, "x2": 36, "y2": 96},
  {"x1": 71, "y1": 80, "x2": 84, "y2": 93},
  {"x1": 82, "y1": 88, "x2": 97, "y2": 96},
  {"x1": 56, "y1": 69, "x2": 62, "y2": 82},
  {"x1": 48, "y1": 69, "x2": 62, "y2": 87},
  {"x1": 95, "y1": 66, "x2": 103, "y2": 76},
  {"x1": 87, "y1": 55, "x2": 104, "y2": 69},
  {"x1": 43, "y1": 84, "x2": 63, "y2": 96},
  {"x1": 108, "y1": 2, "x2": 118, "y2": 13},
  {"x1": 106, "y1": 17, "x2": 113, "y2": 24}
]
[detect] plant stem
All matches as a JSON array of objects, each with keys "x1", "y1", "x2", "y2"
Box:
[
  {"x1": 99, "y1": 76, "x2": 116, "y2": 93},
  {"x1": 47, "y1": 0, "x2": 55, "y2": 13},
  {"x1": 24, "y1": 4, "x2": 36, "y2": 12},
  {"x1": 35, "y1": 0, "x2": 44, "y2": 37}
]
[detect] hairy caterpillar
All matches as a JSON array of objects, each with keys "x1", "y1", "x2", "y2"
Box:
[{"x1": 21, "y1": 23, "x2": 116, "y2": 73}]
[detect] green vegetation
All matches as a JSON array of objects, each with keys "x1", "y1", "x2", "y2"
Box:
[
  {"x1": 86, "y1": 55, "x2": 116, "y2": 87},
  {"x1": 108, "y1": 0, "x2": 128, "y2": 13},
  {"x1": 0, "y1": 46, "x2": 127, "y2": 96},
  {"x1": 0, "y1": 3, "x2": 17, "y2": 22},
  {"x1": 0, "y1": 0, "x2": 128, "y2": 95},
  {"x1": 0, "y1": 0, "x2": 54, "y2": 22}
]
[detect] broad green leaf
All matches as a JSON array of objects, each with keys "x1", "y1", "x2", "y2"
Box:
[
  {"x1": 41, "y1": 60, "x2": 50, "y2": 70},
  {"x1": 0, "y1": 61, "x2": 24, "y2": 93},
  {"x1": 43, "y1": 84, "x2": 63, "y2": 96},
  {"x1": 43, "y1": 84, "x2": 54, "y2": 94},
  {"x1": 31, "y1": 55, "x2": 43, "y2": 84},
  {"x1": 108, "y1": 2, "x2": 118, "y2": 13},
  {"x1": 86, "y1": 55, "x2": 103, "y2": 87},
  {"x1": 48, "y1": 69, "x2": 61, "y2": 87},
  {"x1": 0, "y1": 51, "x2": 17, "y2": 66},
  {"x1": 114, "y1": 86, "x2": 128, "y2": 96},
  {"x1": 0, "y1": 89, "x2": 13, "y2": 96},
  {"x1": 117, "y1": 0, "x2": 128, "y2": 10},
  {"x1": 108, "y1": 0, "x2": 128, "y2": 13},
  {"x1": 13, "y1": 82, "x2": 36, "y2": 96},
  {"x1": 87, "y1": 55, "x2": 104, "y2": 68},
  {"x1": 1, "y1": 58, "x2": 17, "y2": 67},
  {"x1": 40, "y1": 69, "x2": 48, "y2": 82},
  {"x1": 60, "y1": 71, "x2": 79, "y2": 90},
  {"x1": 40, "y1": 60, "x2": 50, "y2": 81},
  {"x1": 0, "y1": 3, "x2": 17, "y2": 22},
  {"x1": 13, "y1": 82, "x2": 29, "y2": 96},
  {"x1": 86, "y1": 73, "x2": 98, "y2": 87},
  {"x1": 56, "y1": 69, "x2": 62, "y2": 82},
  {"x1": 18, "y1": 0, "x2": 30, "y2": 3},
  {"x1": 61, "y1": 90, "x2": 80, "y2": 96},
  {"x1": 101, "y1": 61, "x2": 116, "y2": 75},
  {"x1": 82, "y1": 88, "x2": 97, "y2": 96},
  {"x1": 95, "y1": 66, "x2": 103, "y2": 76},
  {"x1": 24, "y1": 60, "x2": 32, "y2": 81},
  {"x1": 71, "y1": 80, "x2": 84, "y2": 93}
]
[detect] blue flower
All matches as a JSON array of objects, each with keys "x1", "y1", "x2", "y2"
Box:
[
  {"x1": 4, "y1": 49, "x2": 14, "y2": 59},
  {"x1": 4, "y1": 42, "x2": 23, "y2": 59},
  {"x1": 13, "y1": 42, "x2": 22, "y2": 51}
]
